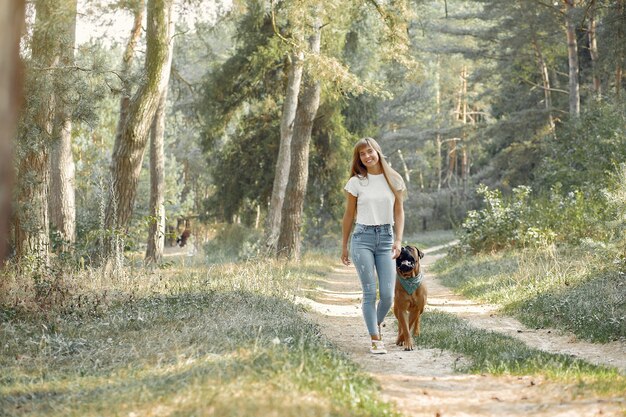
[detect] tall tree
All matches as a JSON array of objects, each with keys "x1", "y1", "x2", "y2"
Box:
[
  {"x1": 277, "y1": 20, "x2": 322, "y2": 260},
  {"x1": 49, "y1": 0, "x2": 78, "y2": 253},
  {"x1": 146, "y1": 15, "x2": 175, "y2": 264},
  {"x1": 145, "y1": 93, "x2": 168, "y2": 263},
  {"x1": 615, "y1": 0, "x2": 625, "y2": 98},
  {"x1": 0, "y1": 0, "x2": 25, "y2": 266},
  {"x1": 14, "y1": 0, "x2": 60, "y2": 267},
  {"x1": 105, "y1": 0, "x2": 174, "y2": 256},
  {"x1": 563, "y1": 0, "x2": 580, "y2": 117},
  {"x1": 114, "y1": 0, "x2": 145, "y2": 159},
  {"x1": 265, "y1": 50, "x2": 304, "y2": 252}
]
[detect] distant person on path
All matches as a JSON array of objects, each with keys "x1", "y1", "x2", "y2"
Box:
[{"x1": 341, "y1": 137, "x2": 406, "y2": 354}]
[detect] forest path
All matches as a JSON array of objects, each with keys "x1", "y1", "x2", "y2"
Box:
[{"x1": 299, "y1": 243, "x2": 626, "y2": 417}]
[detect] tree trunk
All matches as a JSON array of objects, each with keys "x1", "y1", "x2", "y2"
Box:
[
  {"x1": 396, "y1": 149, "x2": 410, "y2": 183},
  {"x1": 277, "y1": 26, "x2": 322, "y2": 261},
  {"x1": 266, "y1": 51, "x2": 304, "y2": 253},
  {"x1": 146, "y1": 16, "x2": 175, "y2": 265},
  {"x1": 113, "y1": 2, "x2": 145, "y2": 156},
  {"x1": 105, "y1": 0, "x2": 174, "y2": 257},
  {"x1": 49, "y1": 0, "x2": 78, "y2": 253},
  {"x1": 460, "y1": 66, "x2": 469, "y2": 197},
  {"x1": 435, "y1": 58, "x2": 442, "y2": 191},
  {"x1": 0, "y1": 0, "x2": 25, "y2": 266},
  {"x1": 145, "y1": 92, "x2": 168, "y2": 264},
  {"x1": 587, "y1": 6, "x2": 601, "y2": 98},
  {"x1": 616, "y1": 0, "x2": 625, "y2": 98},
  {"x1": 564, "y1": 0, "x2": 580, "y2": 117},
  {"x1": 531, "y1": 35, "x2": 556, "y2": 135},
  {"x1": 14, "y1": 0, "x2": 59, "y2": 268}
]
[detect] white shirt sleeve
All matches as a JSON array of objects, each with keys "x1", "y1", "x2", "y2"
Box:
[{"x1": 344, "y1": 176, "x2": 359, "y2": 197}]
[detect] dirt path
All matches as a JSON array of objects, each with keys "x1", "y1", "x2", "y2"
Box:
[{"x1": 298, "y1": 244, "x2": 626, "y2": 417}]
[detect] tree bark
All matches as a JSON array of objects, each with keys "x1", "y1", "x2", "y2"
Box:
[
  {"x1": 396, "y1": 149, "x2": 410, "y2": 183},
  {"x1": 14, "y1": 0, "x2": 59, "y2": 267},
  {"x1": 113, "y1": 2, "x2": 145, "y2": 159},
  {"x1": 145, "y1": 91, "x2": 168, "y2": 264},
  {"x1": 277, "y1": 25, "x2": 322, "y2": 261},
  {"x1": 435, "y1": 58, "x2": 442, "y2": 191},
  {"x1": 563, "y1": 0, "x2": 580, "y2": 117},
  {"x1": 460, "y1": 66, "x2": 469, "y2": 197},
  {"x1": 266, "y1": 51, "x2": 304, "y2": 253},
  {"x1": 0, "y1": 0, "x2": 25, "y2": 266},
  {"x1": 145, "y1": 15, "x2": 175, "y2": 265},
  {"x1": 105, "y1": 0, "x2": 174, "y2": 256},
  {"x1": 49, "y1": 0, "x2": 78, "y2": 253},
  {"x1": 616, "y1": 0, "x2": 625, "y2": 99},
  {"x1": 531, "y1": 35, "x2": 556, "y2": 135},
  {"x1": 587, "y1": 5, "x2": 601, "y2": 98}
]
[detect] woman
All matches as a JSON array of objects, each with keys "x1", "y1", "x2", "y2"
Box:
[{"x1": 341, "y1": 137, "x2": 406, "y2": 354}]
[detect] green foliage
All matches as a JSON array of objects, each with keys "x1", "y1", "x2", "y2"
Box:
[
  {"x1": 203, "y1": 100, "x2": 281, "y2": 223},
  {"x1": 202, "y1": 223, "x2": 264, "y2": 261},
  {"x1": 459, "y1": 185, "x2": 549, "y2": 253},
  {"x1": 603, "y1": 164, "x2": 626, "y2": 260},
  {"x1": 536, "y1": 102, "x2": 626, "y2": 195},
  {"x1": 458, "y1": 181, "x2": 618, "y2": 254},
  {"x1": 198, "y1": 2, "x2": 284, "y2": 146},
  {"x1": 304, "y1": 99, "x2": 354, "y2": 248}
]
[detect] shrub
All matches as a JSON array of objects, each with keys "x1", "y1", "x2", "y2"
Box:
[
  {"x1": 202, "y1": 223, "x2": 264, "y2": 261},
  {"x1": 458, "y1": 185, "x2": 552, "y2": 252}
]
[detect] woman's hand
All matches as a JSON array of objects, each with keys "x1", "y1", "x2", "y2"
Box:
[
  {"x1": 391, "y1": 239, "x2": 402, "y2": 259},
  {"x1": 341, "y1": 247, "x2": 351, "y2": 266}
]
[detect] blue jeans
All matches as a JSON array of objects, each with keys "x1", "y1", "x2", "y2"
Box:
[{"x1": 350, "y1": 223, "x2": 395, "y2": 337}]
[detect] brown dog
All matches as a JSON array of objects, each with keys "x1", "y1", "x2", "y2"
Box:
[{"x1": 393, "y1": 245, "x2": 427, "y2": 351}]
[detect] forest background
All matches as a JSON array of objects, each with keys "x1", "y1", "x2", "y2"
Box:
[
  {"x1": 0, "y1": 0, "x2": 624, "y2": 288},
  {"x1": 1, "y1": 0, "x2": 626, "y2": 415}
]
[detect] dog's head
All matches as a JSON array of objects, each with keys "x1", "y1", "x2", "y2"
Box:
[{"x1": 396, "y1": 245, "x2": 424, "y2": 278}]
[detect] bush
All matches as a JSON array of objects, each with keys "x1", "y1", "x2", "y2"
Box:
[
  {"x1": 202, "y1": 223, "x2": 264, "y2": 261},
  {"x1": 458, "y1": 185, "x2": 553, "y2": 252},
  {"x1": 458, "y1": 180, "x2": 621, "y2": 254},
  {"x1": 536, "y1": 102, "x2": 626, "y2": 196}
]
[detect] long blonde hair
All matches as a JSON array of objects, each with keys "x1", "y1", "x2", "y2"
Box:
[{"x1": 350, "y1": 137, "x2": 407, "y2": 201}]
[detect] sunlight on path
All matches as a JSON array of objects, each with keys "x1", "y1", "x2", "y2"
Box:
[{"x1": 299, "y1": 242, "x2": 626, "y2": 417}]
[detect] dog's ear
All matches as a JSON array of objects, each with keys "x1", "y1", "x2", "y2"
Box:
[{"x1": 416, "y1": 247, "x2": 424, "y2": 259}]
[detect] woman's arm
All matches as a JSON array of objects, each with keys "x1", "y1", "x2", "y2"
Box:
[
  {"x1": 392, "y1": 196, "x2": 404, "y2": 259},
  {"x1": 341, "y1": 192, "x2": 357, "y2": 265}
]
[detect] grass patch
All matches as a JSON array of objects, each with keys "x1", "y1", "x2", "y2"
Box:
[
  {"x1": 432, "y1": 246, "x2": 626, "y2": 342},
  {"x1": 415, "y1": 311, "x2": 626, "y2": 395},
  {"x1": 405, "y1": 229, "x2": 456, "y2": 249},
  {"x1": 0, "y1": 255, "x2": 398, "y2": 417}
]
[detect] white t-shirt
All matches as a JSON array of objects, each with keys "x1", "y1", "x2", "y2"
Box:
[{"x1": 344, "y1": 174, "x2": 397, "y2": 225}]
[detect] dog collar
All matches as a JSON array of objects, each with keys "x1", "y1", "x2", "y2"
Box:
[{"x1": 397, "y1": 271, "x2": 423, "y2": 295}]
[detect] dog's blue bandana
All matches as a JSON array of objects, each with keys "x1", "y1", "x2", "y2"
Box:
[{"x1": 397, "y1": 272, "x2": 424, "y2": 295}]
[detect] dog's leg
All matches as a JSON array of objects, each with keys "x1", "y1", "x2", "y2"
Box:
[
  {"x1": 400, "y1": 310, "x2": 412, "y2": 350},
  {"x1": 394, "y1": 303, "x2": 405, "y2": 346},
  {"x1": 409, "y1": 309, "x2": 421, "y2": 337},
  {"x1": 409, "y1": 292, "x2": 427, "y2": 339}
]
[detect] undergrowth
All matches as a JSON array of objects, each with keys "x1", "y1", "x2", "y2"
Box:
[
  {"x1": 0, "y1": 254, "x2": 396, "y2": 417},
  {"x1": 432, "y1": 246, "x2": 626, "y2": 343}
]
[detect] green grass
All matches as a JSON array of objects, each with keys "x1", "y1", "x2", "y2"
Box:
[
  {"x1": 404, "y1": 229, "x2": 456, "y2": 250},
  {"x1": 432, "y1": 246, "x2": 626, "y2": 343},
  {"x1": 0, "y1": 255, "x2": 398, "y2": 417},
  {"x1": 414, "y1": 311, "x2": 626, "y2": 395}
]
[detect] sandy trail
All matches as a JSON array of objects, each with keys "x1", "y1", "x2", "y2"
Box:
[{"x1": 299, "y1": 244, "x2": 626, "y2": 417}]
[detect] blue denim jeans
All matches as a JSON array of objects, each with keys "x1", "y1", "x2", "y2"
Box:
[{"x1": 350, "y1": 223, "x2": 395, "y2": 337}]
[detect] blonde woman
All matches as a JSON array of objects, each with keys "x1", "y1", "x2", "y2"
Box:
[{"x1": 341, "y1": 137, "x2": 406, "y2": 354}]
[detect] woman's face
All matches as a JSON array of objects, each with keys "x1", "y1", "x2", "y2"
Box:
[{"x1": 358, "y1": 145, "x2": 380, "y2": 170}]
